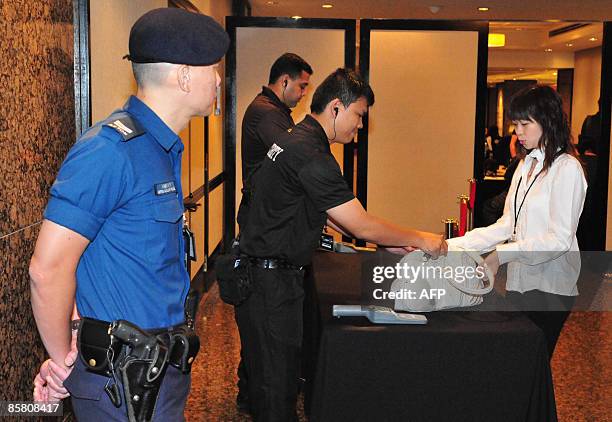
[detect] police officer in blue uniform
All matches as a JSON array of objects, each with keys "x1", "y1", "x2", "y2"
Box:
[{"x1": 29, "y1": 8, "x2": 228, "y2": 421}]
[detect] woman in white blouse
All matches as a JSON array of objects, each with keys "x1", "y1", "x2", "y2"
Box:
[{"x1": 449, "y1": 85, "x2": 587, "y2": 358}]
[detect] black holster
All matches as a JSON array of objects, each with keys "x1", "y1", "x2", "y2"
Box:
[
  {"x1": 111, "y1": 320, "x2": 169, "y2": 422},
  {"x1": 184, "y1": 290, "x2": 199, "y2": 330},
  {"x1": 119, "y1": 357, "x2": 165, "y2": 422},
  {"x1": 216, "y1": 252, "x2": 253, "y2": 306},
  {"x1": 168, "y1": 326, "x2": 200, "y2": 373}
]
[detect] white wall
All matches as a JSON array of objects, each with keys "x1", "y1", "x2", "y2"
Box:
[
  {"x1": 367, "y1": 30, "x2": 479, "y2": 233},
  {"x1": 90, "y1": 0, "x2": 166, "y2": 122},
  {"x1": 190, "y1": 0, "x2": 232, "y2": 258},
  {"x1": 193, "y1": 0, "x2": 232, "y2": 180}
]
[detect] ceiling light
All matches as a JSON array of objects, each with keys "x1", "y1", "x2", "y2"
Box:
[
  {"x1": 291, "y1": 15, "x2": 302, "y2": 19},
  {"x1": 553, "y1": 72, "x2": 558, "y2": 75},
  {"x1": 266, "y1": 1, "x2": 277, "y2": 4},
  {"x1": 513, "y1": 78, "x2": 517, "y2": 80},
  {"x1": 566, "y1": 43, "x2": 573, "y2": 47},
  {"x1": 478, "y1": 7, "x2": 489, "y2": 11},
  {"x1": 519, "y1": 68, "x2": 524, "y2": 71},
  {"x1": 488, "y1": 33, "x2": 505, "y2": 47},
  {"x1": 589, "y1": 37, "x2": 598, "y2": 41},
  {"x1": 322, "y1": 3, "x2": 333, "y2": 8},
  {"x1": 545, "y1": 48, "x2": 552, "y2": 52}
]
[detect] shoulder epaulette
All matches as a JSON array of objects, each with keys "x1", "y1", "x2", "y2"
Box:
[{"x1": 103, "y1": 112, "x2": 145, "y2": 141}]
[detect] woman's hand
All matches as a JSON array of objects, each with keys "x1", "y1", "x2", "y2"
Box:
[{"x1": 483, "y1": 250, "x2": 500, "y2": 281}]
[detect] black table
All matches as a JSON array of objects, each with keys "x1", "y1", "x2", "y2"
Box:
[{"x1": 303, "y1": 251, "x2": 557, "y2": 422}]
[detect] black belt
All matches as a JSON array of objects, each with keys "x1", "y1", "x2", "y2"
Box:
[
  {"x1": 147, "y1": 322, "x2": 189, "y2": 335},
  {"x1": 248, "y1": 257, "x2": 303, "y2": 270},
  {"x1": 76, "y1": 318, "x2": 198, "y2": 372},
  {"x1": 71, "y1": 319, "x2": 185, "y2": 335}
]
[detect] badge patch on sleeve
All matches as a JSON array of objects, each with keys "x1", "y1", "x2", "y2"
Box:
[
  {"x1": 154, "y1": 181, "x2": 177, "y2": 196},
  {"x1": 104, "y1": 114, "x2": 145, "y2": 141},
  {"x1": 267, "y1": 143, "x2": 284, "y2": 161},
  {"x1": 107, "y1": 120, "x2": 133, "y2": 136}
]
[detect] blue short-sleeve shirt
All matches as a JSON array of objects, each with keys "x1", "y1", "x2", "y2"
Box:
[{"x1": 44, "y1": 96, "x2": 189, "y2": 329}]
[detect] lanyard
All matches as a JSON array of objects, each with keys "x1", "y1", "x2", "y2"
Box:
[{"x1": 513, "y1": 168, "x2": 542, "y2": 239}]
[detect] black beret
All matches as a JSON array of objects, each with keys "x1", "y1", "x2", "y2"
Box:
[{"x1": 126, "y1": 8, "x2": 229, "y2": 66}]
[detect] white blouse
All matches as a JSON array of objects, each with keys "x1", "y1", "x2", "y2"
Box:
[{"x1": 448, "y1": 149, "x2": 587, "y2": 296}]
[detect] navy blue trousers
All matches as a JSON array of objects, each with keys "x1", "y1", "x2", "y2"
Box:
[{"x1": 65, "y1": 355, "x2": 191, "y2": 421}]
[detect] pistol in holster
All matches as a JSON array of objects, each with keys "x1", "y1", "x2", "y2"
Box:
[{"x1": 111, "y1": 320, "x2": 169, "y2": 422}]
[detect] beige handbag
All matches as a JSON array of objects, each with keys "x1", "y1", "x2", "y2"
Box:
[{"x1": 390, "y1": 247, "x2": 494, "y2": 312}]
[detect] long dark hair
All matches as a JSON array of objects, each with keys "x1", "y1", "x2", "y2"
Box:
[{"x1": 508, "y1": 85, "x2": 579, "y2": 172}]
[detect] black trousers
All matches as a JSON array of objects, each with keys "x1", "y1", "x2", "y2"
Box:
[
  {"x1": 506, "y1": 290, "x2": 576, "y2": 359},
  {"x1": 235, "y1": 266, "x2": 305, "y2": 422},
  {"x1": 234, "y1": 308, "x2": 250, "y2": 406}
]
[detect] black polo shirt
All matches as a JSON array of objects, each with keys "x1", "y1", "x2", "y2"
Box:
[
  {"x1": 241, "y1": 86, "x2": 294, "y2": 183},
  {"x1": 240, "y1": 115, "x2": 355, "y2": 266}
]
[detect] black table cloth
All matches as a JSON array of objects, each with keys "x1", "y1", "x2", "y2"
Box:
[{"x1": 303, "y1": 251, "x2": 557, "y2": 422}]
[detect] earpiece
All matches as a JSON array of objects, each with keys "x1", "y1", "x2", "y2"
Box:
[
  {"x1": 330, "y1": 107, "x2": 339, "y2": 141},
  {"x1": 281, "y1": 79, "x2": 288, "y2": 103}
]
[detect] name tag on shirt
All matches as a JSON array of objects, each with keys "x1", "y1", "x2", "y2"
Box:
[
  {"x1": 320, "y1": 233, "x2": 334, "y2": 251},
  {"x1": 154, "y1": 181, "x2": 177, "y2": 196}
]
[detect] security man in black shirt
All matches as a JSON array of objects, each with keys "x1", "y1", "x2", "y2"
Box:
[
  {"x1": 235, "y1": 53, "x2": 312, "y2": 412},
  {"x1": 238, "y1": 52, "x2": 312, "y2": 227},
  {"x1": 239, "y1": 68, "x2": 447, "y2": 421}
]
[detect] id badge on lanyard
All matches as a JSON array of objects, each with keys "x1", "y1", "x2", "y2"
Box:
[
  {"x1": 183, "y1": 215, "x2": 196, "y2": 263},
  {"x1": 511, "y1": 170, "x2": 541, "y2": 242}
]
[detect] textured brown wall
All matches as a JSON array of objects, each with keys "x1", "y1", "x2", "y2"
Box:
[{"x1": 0, "y1": 0, "x2": 75, "y2": 402}]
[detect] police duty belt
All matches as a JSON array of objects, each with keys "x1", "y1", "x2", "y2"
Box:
[{"x1": 76, "y1": 317, "x2": 200, "y2": 422}]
